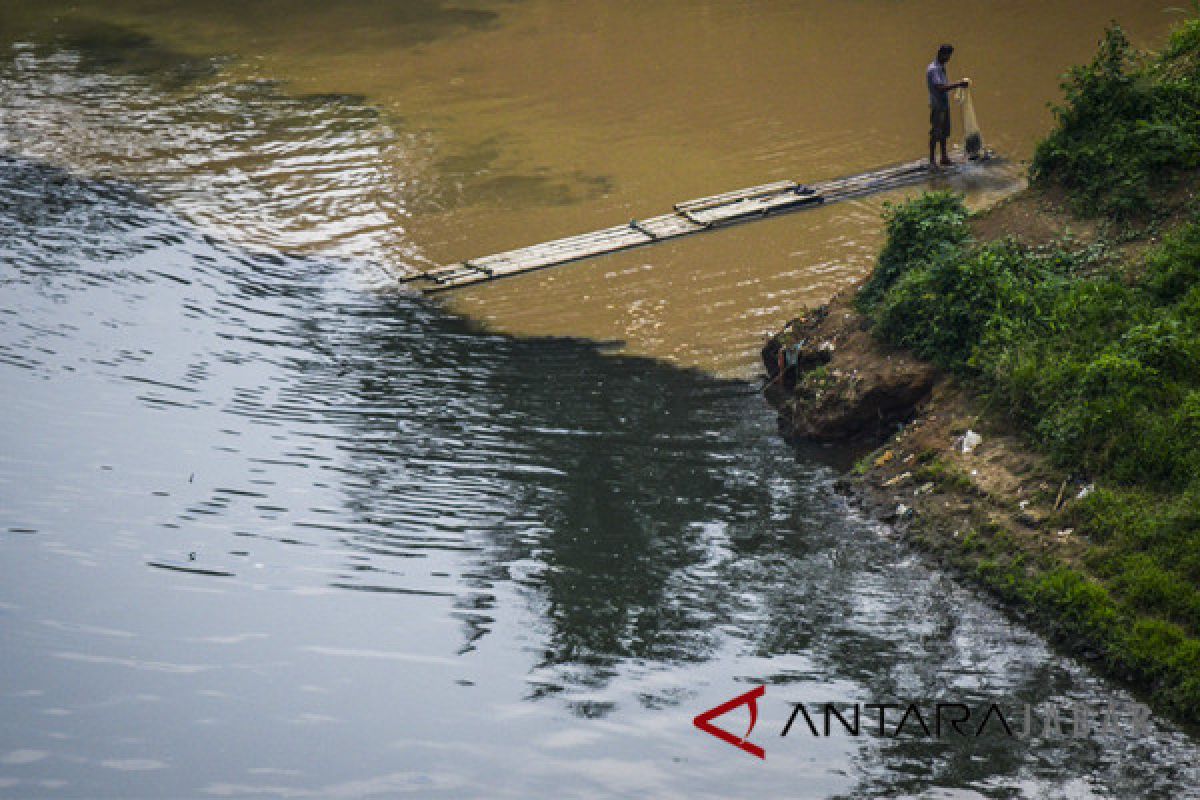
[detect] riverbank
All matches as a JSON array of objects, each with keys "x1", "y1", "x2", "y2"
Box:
[
  {"x1": 766, "y1": 185, "x2": 1200, "y2": 728},
  {"x1": 764, "y1": 22, "x2": 1200, "y2": 726}
]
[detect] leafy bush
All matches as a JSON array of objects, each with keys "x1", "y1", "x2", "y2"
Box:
[
  {"x1": 864, "y1": 186, "x2": 1200, "y2": 488},
  {"x1": 1031, "y1": 23, "x2": 1200, "y2": 221},
  {"x1": 1144, "y1": 219, "x2": 1200, "y2": 300},
  {"x1": 855, "y1": 191, "x2": 969, "y2": 310},
  {"x1": 978, "y1": 257, "x2": 1200, "y2": 487},
  {"x1": 872, "y1": 239, "x2": 1050, "y2": 371}
]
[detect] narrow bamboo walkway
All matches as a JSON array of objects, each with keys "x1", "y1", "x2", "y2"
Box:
[{"x1": 406, "y1": 157, "x2": 983, "y2": 294}]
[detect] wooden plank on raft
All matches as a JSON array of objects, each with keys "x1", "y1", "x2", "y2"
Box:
[
  {"x1": 409, "y1": 156, "x2": 981, "y2": 293},
  {"x1": 685, "y1": 190, "x2": 823, "y2": 227},
  {"x1": 484, "y1": 230, "x2": 652, "y2": 275},
  {"x1": 673, "y1": 179, "x2": 798, "y2": 213},
  {"x1": 639, "y1": 213, "x2": 707, "y2": 238},
  {"x1": 423, "y1": 229, "x2": 656, "y2": 291}
]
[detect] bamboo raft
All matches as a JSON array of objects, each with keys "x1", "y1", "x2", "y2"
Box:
[{"x1": 406, "y1": 157, "x2": 984, "y2": 294}]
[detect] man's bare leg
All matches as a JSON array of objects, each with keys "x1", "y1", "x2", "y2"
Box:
[{"x1": 939, "y1": 138, "x2": 953, "y2": 166}]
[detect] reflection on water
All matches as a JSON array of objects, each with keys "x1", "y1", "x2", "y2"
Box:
[
  {"x1": 2, "y1": 147, "x2": 1198, "y2": 800},
  {"x1": 2, "y1": 3, "x2": 1199, "y2": 798},
  {"x1": 0, "y1": 46, "x2": 417, "y2": 280}
]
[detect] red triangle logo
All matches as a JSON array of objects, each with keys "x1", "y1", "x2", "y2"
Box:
[{"x1": 693, "y1": 685, "x2": 766, "y2": 759}]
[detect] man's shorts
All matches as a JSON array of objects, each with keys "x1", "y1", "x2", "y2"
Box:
[{"x1": 930, "y1": 106, "x2": 951, "y2": 141}]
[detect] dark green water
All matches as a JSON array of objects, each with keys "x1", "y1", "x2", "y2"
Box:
[{"x1": 1, "y1": 6, "x2": 1199, "y2": 798}]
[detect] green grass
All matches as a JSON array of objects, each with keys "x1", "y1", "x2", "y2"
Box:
[
  {"x1": 914, "y1": 457, "x2": 975, "y2": 493},
  {"x1": 960, "y1": 529, "x2": 1200, "y2": 721}
]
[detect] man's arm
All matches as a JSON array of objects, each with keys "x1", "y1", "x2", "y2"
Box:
[{"x1": 934, "y1": 78, "x2": 970, "y2": 94}]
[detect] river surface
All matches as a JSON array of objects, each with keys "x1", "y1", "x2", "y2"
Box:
[{"x1": 2, "y1": 3, "x2": 1198, "y2": 798}]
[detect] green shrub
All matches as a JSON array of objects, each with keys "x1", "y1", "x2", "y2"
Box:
[
  {"x1": 872, "y1": 239, "x2": 1051, "y2": 371},
  {"x1": 863, "y1": 202, "x2": 1200, "y2": 487},
  {"x1": 1144, "y1": 220, "x2": 1200, "y2": 301},
  {"x1": 855, "y1": 191, "x2": 969, "y2": 310},
  {"x1": 1031, "y1": 24, "x2": 1200, "y2": 222}
]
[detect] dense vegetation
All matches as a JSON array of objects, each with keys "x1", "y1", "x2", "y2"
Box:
[
  {"x1": 856, "y1": 22, "x2": 1200, "y2": 720},
  {"x1": 1031, "y1": 22, "x2": 1200, "y2": 221}
]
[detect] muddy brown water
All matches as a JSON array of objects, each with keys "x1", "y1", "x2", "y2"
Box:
[
  {"x1": 2, "y1": 0, "x2": 1182, "y2": 374},
  {"x1": 2, "y1": 2, "x2": 1198, "y2": 798}
]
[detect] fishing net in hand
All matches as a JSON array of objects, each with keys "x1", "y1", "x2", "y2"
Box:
[{"x1": 956, "y1": 86, "x2": 983, "y2": 158}]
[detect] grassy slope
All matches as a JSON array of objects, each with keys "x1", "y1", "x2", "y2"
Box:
[{"x1": 855, "y1": 22, "x2": 1200, "y2": 722}]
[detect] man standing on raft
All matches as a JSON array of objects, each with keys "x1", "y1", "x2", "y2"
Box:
[{"x1": 927, "y1": 44, "x2": 970, "y2": 169}]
